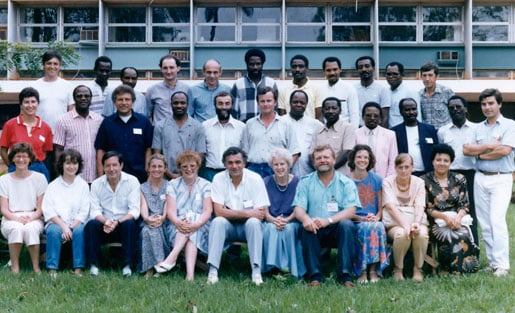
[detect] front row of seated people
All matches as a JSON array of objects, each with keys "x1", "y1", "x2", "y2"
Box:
[{"x1": 0, "y1": 141, "x2": 481, "y2": 284}]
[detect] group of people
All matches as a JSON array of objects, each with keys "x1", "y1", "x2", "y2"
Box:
[{"x1": 0, "y1": 47, "x2": 512, "y2": 285}]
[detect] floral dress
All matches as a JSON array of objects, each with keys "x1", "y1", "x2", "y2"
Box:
[{"x1": 422, "y1": 171, "x2": 479, "y2": 273}]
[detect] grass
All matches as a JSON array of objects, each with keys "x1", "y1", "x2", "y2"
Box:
[{"x1": 0, "y1": 205, "x2": 513, "y2": 313}]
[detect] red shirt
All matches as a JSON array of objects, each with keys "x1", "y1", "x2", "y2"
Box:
[{"x1": 0, "y1": 115, "x2": 53, "y2": 161}]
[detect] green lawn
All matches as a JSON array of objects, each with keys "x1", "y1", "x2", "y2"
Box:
[{"x1": 0, "y1": 205, "x2": 513, "y2": 313}]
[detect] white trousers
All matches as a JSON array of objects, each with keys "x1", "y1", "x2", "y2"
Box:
[{"x1": 474, "y1": 172, "x2": 512, "y2": 269}]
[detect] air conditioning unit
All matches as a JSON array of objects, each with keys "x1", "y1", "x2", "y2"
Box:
[
  {"x1": 437, "y1": 50, "x2": 459, "y2": 64},
  {"x1": 168, "y1": 50, "x2": 189, "y2": 62},
  {"x1": 79, "y1": 29, "x2": 98, "y2": 45}
]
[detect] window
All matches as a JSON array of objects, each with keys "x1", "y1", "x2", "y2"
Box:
[
  {"x1": 472, "y1": 5, "x2": 509, "y2": 42},
  {"x1": 379, "y1": 6, "x2": 416, "y2": 42},
  {"x1": 64, "y1": 7, "x2": 99, "y2": 42},
  {"x1": 423, "y1": 6, "x2": 462, "y2": 42},
  {"x1": 0, "y1": 8, "x2": 7, "y2": 40},
  {"x1": 152, "y1": 7, "x2": 190, "y2": 43},
  {"x1": 107, "y1": 7, "x2": 146, "y2": 43},
  {"x1": 286, "y1": 7, "x2": 325, "y2": 42},
  {"x1": 196, "y1": 7, "x2": 236, "y2": 42},
  {"x1": 332, "y1": 6, "x2": 371, "y2": 42},
  {"x1": 241, "y1": 7, "x2": 280, "y2": 42},
  {"x1": 19, "y1": 8, "x2": 57, "y2": 43}
]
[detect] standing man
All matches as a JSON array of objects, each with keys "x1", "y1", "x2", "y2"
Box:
[
  {"x1": 385, "y1": 61, "x2": 420, "y2": 128},
  {"x1": 312, "y1": 97, "x2": 356, "y2": 170},
  {"x1": 281, "y1": 90, "x2": 323, "y2": 177},
  {"x1": 189, "y1": 59, "x2": 231, "y2": 123},
  {"x1": 242, "y1": 86, "x2": 300, "y2": 178},
  {"x1": 418, "y1": 61, "x2": 454, "y2": 129},
  {"x1": 95, "y1": 85, "x2": 153, "y2": 183},
  {"x1": 146, "y1": 55, "x2": 190, "y2": 123},
  {"x1": 391, "y1": 98, "x2": 438, "y2": 176},
  {"x1": 354, "y1": 56, "x2": 390, "y2": 127},
  {"x1": 437, "y1": 95, "x2": 478, "y2": 242},
  {"x1": 103, "y1": 67, "x2": 148, "y2": 117},
  {"x1": 152, "y1": 91, "x2": 206, "y2": 179},
  {"x1": 355, "y1": 102, "x2": 398, "y2": 178},
  {"x1": 207, "y1": 147, "x2": 269, "y2": 286},
  {"x1": 54, "y1": 85, "x2": 103, "y2": 184},
  {"x1": 463, "y1": 88, "x2": 514, "y2": 277},
  {"x1": 278, "y1": 55, "x2": 322, "y2": 121},
  {"x1": 231, "y1": 48, "x2": 278, "y2": 122},
  {"x1": 86, "y1": 151, "x2": 140, "y2": 277},
  {"x1": 294, "y1": 144, "x2": 360, "y2": 287},
  {"x1": 202, "y1": 91, "x2": 245, "y2": 181},
  {"x1": 318, "y1": 56, "x2": 359, "y2": 128},
  {"x1": 89, "y1": 56, "x2": 113, "y2": 115}
]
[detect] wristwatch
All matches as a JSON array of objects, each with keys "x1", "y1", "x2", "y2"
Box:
[{"x1": 328, "y1": 217, "x2": 334, "y2": 224}]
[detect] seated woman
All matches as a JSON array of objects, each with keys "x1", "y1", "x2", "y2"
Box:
[
  {"x1": 347, "y1": 144, "x2": 388, "y2": 283},
  {"x1": 42, "y1": 149, "x2": 89, "y2": 276},
  {"x1": 140, "y1": 154, "x2": 171, "y2": 278},
  {"x1": 382, "y1": 153, "x2": 429, "y2": 282},
  {"x1": 155, "y1": 151, "x2": 212, "y2": 281},
  {"x1": 262, "y1": 148, "x2": 305, "y2": 278},
  {"x1": 421, "y1": 144, "x2": 479, "y2": 274},
  {"x1": 0, "y1": 143, "x2": 48, "y2": 273}
]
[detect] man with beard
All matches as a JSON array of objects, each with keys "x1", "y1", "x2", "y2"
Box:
[
  {"x1": 354, "y1": 102, "x2": 398, "y2": 178},
  {"x1": 103, "y1": 67, "x2": 148, "y2": 117},
  {"x1": 54, "y1": 85, "x2": 103, "y2": 184},
  {"x1": 391, "y1": 98, "x2": 438, "y2": 176},
  {"x1": 146, "y1": 55, "x2": 191, "y2": 124},
  {"x1": 354, "y1": 56, "x2": 390, "y2": 127},
  {"x1": 437, "y1": 96, "x2": 478, "y2": 242},
  {"x1": 317, "y1": 56, "x2": 359, "y2": 128},
  {"x1": 231, "y1": 48, "x2": 278, "y2": 122},
  {"x1": 152, "y1": 91, "x2": 206, "y2": 179},
  {"x1": 294, "y1": 144, "x2": 360, "y2": 287},
  {"x1": 281, "y1": 90, "x2": 323, "y2": 176},
  {"x1": 88, "y1": 56, "x2": 113, "y2": 115},
  {"x1": 419, "y1": 61, "x2": 454, "y2": 129},
  {"x1": 189, "y1": 59, "x2": 231, "y2": 123},
  {"x1": 312, "y1": 97, "x2": 356, "y2": 170},
  {"x1": 95, "y1": 85, "x2": 153, "y2": 183},
  {"x1": 278, "y1": 55, "x2": 322, "y2": 121},
  {"x1": 385, "y1": 62, "x2": 420, "y2": 128},
  {"x1": 202, "y1": 91, "x2": 245, "y2": 181}
]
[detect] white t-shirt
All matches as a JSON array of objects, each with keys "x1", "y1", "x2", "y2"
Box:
[{"x1": 32, "y1": 77, "x2": 74, "y2": 131}]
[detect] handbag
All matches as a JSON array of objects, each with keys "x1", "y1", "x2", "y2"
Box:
[{"x1": 382, "y1": 206, "x2": 428, "y2": 228}]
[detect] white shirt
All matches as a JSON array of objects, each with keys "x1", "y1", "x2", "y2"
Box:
[
  {"x1": 0, "y1": 172, "x2": 47, "y2": 213},
  {"x1": 42, "y1": 176, "x2": 90, "y2": 225},
  {"x1": 211, "y1": 168, "x2": 270, "y2": 211},
  {"x1": 438, "y1": 120, "x2": 477, "y2": 170},
  {"x1": 89, "y1": 172, "x2": 141, "y2": 220},
  {"x1": 203, "y1": 116, "x2": 246, "y2": 169},
  {"x1": 388, "y1": 82, "x2": 420, "y2": 128},
  {"x1": 281, "y1": 114, "x2": 323, "y2": 176},
  {"x1": 406, "y1": 125, "x2": 424, "y2": 172},
  {"x1": 317, "y1": 80, "x2": 360, "y2": 129},
  {"x1": 32, "y1": 77, "x2": 74, "y2": 131},
  {"x1": 355, "y1": 81, "x2": 391, "y2": 124}
]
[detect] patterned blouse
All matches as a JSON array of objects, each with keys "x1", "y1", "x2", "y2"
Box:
[{"x1": 421, "y1": 171, "x2": 469, "y2": 221}]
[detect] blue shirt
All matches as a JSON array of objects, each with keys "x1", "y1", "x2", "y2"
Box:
[
  {"x1": 473, "y1": 115, "x2": 515, "y2": 173},
  {"x1": 188, "y1": 81, "x2": 231, "y2": 122},
  {"x1": 95, "y1": 112, "x2": 154, "y2": 182},
  {"x1": 293, "y1": 171, "x2": 361, "y2": 218}
]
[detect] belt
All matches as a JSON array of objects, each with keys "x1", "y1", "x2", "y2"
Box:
[{"x1": 479, "y1": 170, "x2": 512, "y2": 176}]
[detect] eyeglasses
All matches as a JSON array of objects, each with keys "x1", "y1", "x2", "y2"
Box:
[
  {"x1": 75, "y1": 94, "x2": 92, "y2": 99},
  {"x1": 386, "y1": 72, "x2": 401, "y2": 77}
]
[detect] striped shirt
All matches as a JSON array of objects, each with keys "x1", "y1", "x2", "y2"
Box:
[
  {"x1": 88, "y1": 81, "x2": 112, "y2": 115},
  {"x1": 54, "y1": 109, "x2": 103, "y2": 183}
]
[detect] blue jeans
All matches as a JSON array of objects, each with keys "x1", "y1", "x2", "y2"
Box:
[{"x1": 46, "y1": 223, "x2": 86, "y2": 270}]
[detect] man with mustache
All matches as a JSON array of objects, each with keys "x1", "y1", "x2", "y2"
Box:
[
  {"x1": 231, "y1": 48, "x2": 278, "y2": 122},
  {"x1": 202, "y1": 91, "x2": 245, "y2": 181},
  {"x1": 152, "y1": 91, "x2": 206, "y2": 179},
  {"x1": 103, "y1": 67, "x2": 148, "y2": 117}
]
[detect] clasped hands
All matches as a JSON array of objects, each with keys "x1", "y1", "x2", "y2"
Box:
[
  {"x1": 103, "y1": 219, "x2": 119, "y2": 234},
  {"x1": 303, "y1": 217, "x2": 331, "y2": 234},
  {"x1": 146, "y1": 214, "x2": 165, "y2": 229}
]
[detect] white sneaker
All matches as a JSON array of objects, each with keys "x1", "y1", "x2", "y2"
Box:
[
  {"x1": 122, "y1": 265, "x2": 132, "y2": 277},
  {"x1": 207, "y1": 272, "x2": 218, "y2": 284},
  {"x1": 252, "y1": 274, "x2": 264, "y2": 286},
  {"x1": 90, "y1": 265, "x2": 99, "y2": 276},
  {"x1": 493, "y1": 268, "x2": 509, "y2": 277}
]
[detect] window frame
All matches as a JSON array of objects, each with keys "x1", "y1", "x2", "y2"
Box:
[{"x1": 471, "y1": 4, "x2": 510, "y2": 43}]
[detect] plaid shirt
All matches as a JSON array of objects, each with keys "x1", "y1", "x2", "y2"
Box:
[
  {"x1": 419, "y1": 83, "x2": 454, "y2": 129},
  {"x1": 231, "y1": 74, "x2": 277, "y2": 122}
]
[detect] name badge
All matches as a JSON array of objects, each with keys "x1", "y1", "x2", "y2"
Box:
[
  {"x1": 160, "y1": 194, "x2": 166, "y2": 200},
  {"x1": 425, "y1": 137, "x2": 434, "y2": 144},
  {"x1": 327, "y1": 202, "x2": 338, "y2": 213},
  {"x1": 39, "y1": 135, "x2": 46, "y2": 142},
  {"x1": 133, "y1": 128, "x2": 142, "y2": 135},
  {"x1": 195, "y1": 193, "x2": 201, "y2": 201},
  {"x1": 243, "y1": 200, "x2": 254, "y2": 210}
]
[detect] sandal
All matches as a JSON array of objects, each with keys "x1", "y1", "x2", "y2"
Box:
[
  {"x1": 357, "y1": 272, "x2": 368, "y2": 284},
  {"x1": 369, "y1": 270, "x2": 380, "y2": 283},
  {"x1": 154, "y1": 262, "x2": 175, "y2": 273}
]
